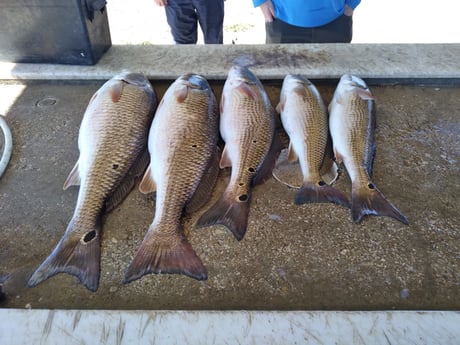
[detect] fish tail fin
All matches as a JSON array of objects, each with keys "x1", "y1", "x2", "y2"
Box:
[
  {"x1": 351, "y1": 182, "x2": 409, "y2": 225},
  {"x1": 122, "y1": 227, "x2": 207, "y2": 284},
  {"x1": 295, "y1": 181, "x2": 351, "y2": 208},
  {"x1": 197, "y1": 190, "x2": 251, "y2": 241},
  {"x1": 28, "y1": 222, "x2": 101, "y2": 292}
]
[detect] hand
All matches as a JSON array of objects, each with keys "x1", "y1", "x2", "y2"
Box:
[
  {"x1": 154, "y1": 0, "x2": 167, "y2": 6},
  {"x1": 344, "y1": 4, "x2": 353, "y2": 16},
  {"x1": 259, "y1": 0, "x2": 275, "y2": 22}
]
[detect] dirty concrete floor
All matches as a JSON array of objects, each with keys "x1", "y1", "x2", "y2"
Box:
[{"x1": 0, "y1": 79, "x2": 459, "y2": 310}]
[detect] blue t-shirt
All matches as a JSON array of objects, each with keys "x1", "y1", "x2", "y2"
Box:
[{"x1": 253, "y1": 0, "x2": 361, "y2": 28}]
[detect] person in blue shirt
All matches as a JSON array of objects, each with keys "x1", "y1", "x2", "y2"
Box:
[
  {"x1": 154, "y1": 0, "x2": 224, "y2": 44},
  {"x1": 253, "y1": 0, "x2": 361, "y2": 43}
]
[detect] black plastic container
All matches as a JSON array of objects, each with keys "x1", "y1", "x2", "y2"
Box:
[{"x1": 0, "y1": 0, "x2": 112, "y2": 65}]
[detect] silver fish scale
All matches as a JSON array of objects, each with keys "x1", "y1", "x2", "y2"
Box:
[
  {"x1": 344, "y1": 94, "x2": 375, "y2": 181},
  {"x1": 152, "y1": 88, "x2": 218, "y2": 227},
  {"x1": 72, "y1": 83, "x2": 154, "y2": 232},
  {"x1": 226, "y1": 86, "x2": 275, "y2": 190}
]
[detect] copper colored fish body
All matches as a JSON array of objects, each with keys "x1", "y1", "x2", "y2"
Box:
[
  {"x1": 28, "y1": 72, "x2": 157, "y2": 291},
  {"x1": 329, "y1": 74, "x2": 408, "y2": 224},
  {"x1": 277, "y1": 74, "x2": 350, "y2": 207},
  {"x1": 123, "y1": 74, "x2": 220, "y2": 283},
  {"x1": 197, "y1": 65, "x2": 282, "y2": 240}
]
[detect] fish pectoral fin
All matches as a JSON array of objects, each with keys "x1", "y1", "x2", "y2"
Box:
[
  {"x1": 237, "y1": 83, "x2": 258, "y2": 101},
  {"x1": 139, "y1": 165, "x2": 157, "y2": 194},
  {"x1": 28, "y1": 225, "x2": 102, "y2": 292},
  {"x1": 355, "y1": 88, "x2": 374, "y2": 101},
  {"x1": 122, "y1": 230, "x2": 207, "y2": 283},
  {"x1": 63, "y1": 160, "x2": 81, "y2": 190},
  {"x1": 109, "y1": 80, "x2": 125, "y2": 103},
  {"x1": 287, "y1": 142, "x2": 298, "y2": 163},
  {"x1": 219, "y1": 145, "x2": 232, "y2": 169},
  {"x1": 174, "y1": 84, "x2": 189, "y2": 103},
  {"x1": 275, "y1": 95, "x2": 286, "y2": 114}
]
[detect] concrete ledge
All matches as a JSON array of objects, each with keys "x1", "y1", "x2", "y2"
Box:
[
  {"x1": 1, "y1": 44, "x2": 459, "y2": 82},
  {"x1": 1, "y1": 309, "x2": 459, "y2": 345}
]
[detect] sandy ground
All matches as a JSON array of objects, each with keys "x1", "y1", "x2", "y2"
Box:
[{"x1": 106, "y1": 0, "x2": 459, "y2": 45}]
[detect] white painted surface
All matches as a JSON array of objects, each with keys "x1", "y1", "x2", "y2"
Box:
[{"x1": 0, "y1": 310, "x2": 459, "y2": 345}]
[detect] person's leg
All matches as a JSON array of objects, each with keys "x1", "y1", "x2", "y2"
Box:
[
  {"x1": 165, "y1": 0, "x2": 198, "y2": 44},
  {"x1": 266, "y1": 19, "x2": 314, "y2": 43},
  {"x1": 312, "y1": 14, "x2": 353, "y2": 43},
  {"x1": 193, "y1": 0, "x2": 224, "y2": 44}
]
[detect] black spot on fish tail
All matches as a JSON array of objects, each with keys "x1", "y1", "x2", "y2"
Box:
[
  {"x1": 28, "y1": 224, "x2": 101, "y2": 292},
  {"x1": 295, "y1": 181, "x2": 351, "y2": 208},
  {"x1": 351, "y1": 183, "x2": 409, "y2": 225},
  {"x1": 122, "y1": 231, "x2": 207, "y2": 283},
  {"x1": 197, "y1": 190, "x2": 251, "y2": 241}
]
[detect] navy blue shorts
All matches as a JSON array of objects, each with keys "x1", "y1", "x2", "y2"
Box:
[{"x1": 165, "y1": 0, "x2": 224, "y2": 44}]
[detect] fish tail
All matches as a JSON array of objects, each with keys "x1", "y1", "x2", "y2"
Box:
[
  {"x1": 295, "y1": 181, "x2": 351, "y2": 208},
  {"x1": 197, "y1": 190, "x2": 251, "y2": 241},
  {"x1": 122, "y1": 228, "x2": 207, "y2": 283},
  {"x1": 28, "y1": 223, "x2": 101, "y2": 292},
  {"x1": 351, "y1": 182, "x2": 409, "y2": 225}
]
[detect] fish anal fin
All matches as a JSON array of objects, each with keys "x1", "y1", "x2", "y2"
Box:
[
  {"x1": 219, "y1": 145, "x2": 232, "y2": 169},
  {"x1": 106, "y1": 149, "x2": 150, "y2": 213},
  {"x1": 63, "y1": 160, "x2": 81, "y2": 190},
  {"x1": 139, "y1": 165, "x2": 157, "y2": 194},
  {"x1": 287, "y1": 142, "x2": 298, "y2": 163},
  {"x1": 351, "y1": 182, "x2": 408, "y2": 225},
  {"x1": 109, "y1": 80, "x2": 125, "y2": 103},
  {"x1": 123, "y1": 230, "x2": 207, "y2": 283},
  {"x1": 28, "y1": 222, "x2": 101, "y2": 292},
  {"x1": 197, "y1": 190, "x2": 251, "y2": 241}
]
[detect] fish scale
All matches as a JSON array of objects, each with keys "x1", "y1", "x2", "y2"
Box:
[
  {"x1": 329, "y1": 74, "x2": 408, "y2": 224},
  {"x1": 197, "y1": 65, "x2": 282, "y2": 241},
  {"x1": 278, "y1": 74, "x2": 350, "y2": 207},
  {"x1": 28, "y1": 72, "x2": 157, "y2": 291},
  {"x1": 123, "y1": 74, "x2": 219, "y2": 283}
]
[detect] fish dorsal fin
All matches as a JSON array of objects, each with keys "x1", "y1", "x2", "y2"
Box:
[
  {"x1": 219, "y1": 145, "x2": 232, "y2": 169},
  {"x1": 175, "y1": 84, "x2": 189, "y2": 103},
  {"x1": 275, "y1": 95, "x2": 285, "y2": 114},
  {"x1": 109, "y1": 80, "x2": 125, "y2": 103},
  {"x1": 63, "y1": 160, "x2": 81, "y2": 190},
  {"x1": 238, "y1": 83, "x2": 258, "y2": 101},
  {"x1": 139, "y1": 165, "x2": 157, "y2": 194},
  {"x1": 287, "y1": 142, "x2": 298, "y2": 163},
  {"x1": 105, "y1": 149, "x2": 150, "y2": 213}
]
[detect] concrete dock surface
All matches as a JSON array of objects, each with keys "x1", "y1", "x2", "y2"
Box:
[{"x1": 0, "y1": 43, "x2": 459, "y2": 345}]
